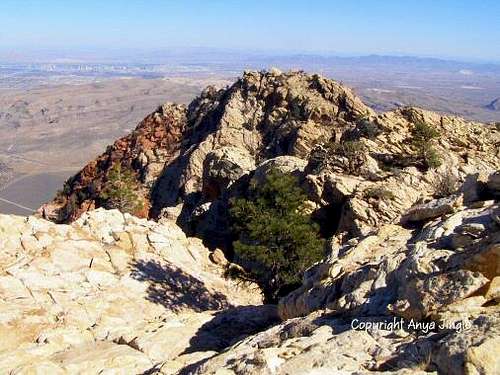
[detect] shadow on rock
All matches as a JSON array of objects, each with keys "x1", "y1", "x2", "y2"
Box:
[
  {"x1": 130, "y1": 259, "x2": 232, "y2": 313},
  {"x1": 183, "y1": 305, "x2": 280, "y2": 354},
  {"x1": 376, "y1": 333, "x2": 443, "y2": 373}
]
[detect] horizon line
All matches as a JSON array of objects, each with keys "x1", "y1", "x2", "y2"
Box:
[{"x1": 1, "y1": 47, "x2": 500, "y2": 66}]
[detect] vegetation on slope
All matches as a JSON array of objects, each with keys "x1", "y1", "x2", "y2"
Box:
[
  {"x1": 410, "y1": 121, "x2": 442, "y2": 169},
  {"x1": 228, "y1": 170, "x2": 325, "y2": 302},
  {"x1": 100, "y1": 164, "x2": 144, "y2": 215}
]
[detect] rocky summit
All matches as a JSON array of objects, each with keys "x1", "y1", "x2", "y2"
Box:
[
  {"x1": 42, "y1": 70, "x2": 499, "y2": 246},
  {"x1": 2, "y1": 70, "x2": 499, "y2": 374}
]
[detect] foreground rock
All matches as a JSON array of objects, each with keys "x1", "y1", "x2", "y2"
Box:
[
  {"x1": 4, "y1": 189, "x2": 499, "y2": 374},
  {"x1": 0, "y1": 209, "x2": 272, "y2": 373},
  {"x1": 184, "y1": 310, "x2": 499, "y2": 375},
  {"x1": 183, "y1": 177, "x2": 500, "y2": 375},
  {"x1": 280, "y1": 200, "x2": 499, "y2": 321}
]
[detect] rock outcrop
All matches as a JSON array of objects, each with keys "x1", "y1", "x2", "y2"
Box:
[
  {"x1": 0, "y1": 209, "x2": 274, "y2": 373},
  {"x1": 4, "y1": 178, "x2": 499, "y2": 374},
  {"x1": 43, "y1": 71, "x2": 499, "y2": 249},
  {"x1": 19, "y1": 70, "x2": 500, "y2": 374},
  {"x1": 184, "y1": 175, "x2": 500, "y2": 375},
  {"x1": 39, "y1": 103, "x2": 187, "y2": 223},
  {"x1": 279, "y1": 199, "x2": 499, "y2": 321}
]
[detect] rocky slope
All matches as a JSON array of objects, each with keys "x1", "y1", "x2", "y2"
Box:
[
  {"x1": 0, "y1": 208, "x2": 275, "y2": 373},
  {"x1": 186, "y1": 173, "x2": 500, "y2": 375},
  {"x1": 8, "y1": 70, "x2": 500, "y2": 373},
  {"x1": 3, "y1": 174, "x2": 499, "y2": 374},
  {"x1": 40, "y1": 103, "x2": 187, "y2": 222},
  {"x1": 42, "y1": 70, "x2": 499, "y2": 248}
]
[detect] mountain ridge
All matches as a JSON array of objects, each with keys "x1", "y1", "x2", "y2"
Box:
[
  {"x1": 1, "y1": 69, "x2": 499, "y2": 374},
  {"x1": 40, "y1": 70, "x2": 500, "y2": 246}
]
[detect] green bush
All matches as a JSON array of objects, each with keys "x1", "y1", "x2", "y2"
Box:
[
  {"x1": 100, "y1": 164, "x2": 144, "y2": 214},
  {"x1": 329, "y1": 140, "x2": 365, "y2": 158},
  {"x1": 410, "y1": 122, "x2": 442, "y2": 169},
  {"x1": 411, "y1": 121, "x2": 440, "y2": 143},
  {"x1": 229, "y1": 170, "x2": 324, "y2": 302},
  {"x1": 356, "y1": 118, "x2": 382, "y2": 139},
  {"x1": 329, "y1": 140, "x2": 366, "y2": 174},
  {"x1": 425, "y1": 147, "x2": 442, "y2": 169}
]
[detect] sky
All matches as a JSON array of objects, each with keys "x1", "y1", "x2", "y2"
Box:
[{"x1": 1, "y1": 0, "x2": 499, "y2": 62}]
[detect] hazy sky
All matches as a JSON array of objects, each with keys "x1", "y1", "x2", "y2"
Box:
[{"x1": 1, "y1": 0, "x2": 499, "y2": 61}]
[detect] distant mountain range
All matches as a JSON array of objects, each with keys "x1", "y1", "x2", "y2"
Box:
[{"x1": 2, "y1": 47, "x2": 500, "y2": 69}]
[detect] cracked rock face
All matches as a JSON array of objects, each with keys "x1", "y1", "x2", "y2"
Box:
[
  {"x1": 183, "y1": 177, "x2": 500, "y2": 375},
  {"x1": 181, "y1": 311, "x2": 500, "y2": 375},
  {"x1": 279, "y1": 198, "x2": 500, "y2": 322},
  {"x1": 3, "y1": 189, "x2": 500, "y2": 374},
  {"x1": 0, "y1": 208, "x2": 270, "y2": 373}
]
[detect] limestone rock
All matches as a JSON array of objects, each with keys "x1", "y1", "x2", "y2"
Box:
[
  {"x1": 184, "y1": 198, "x2": 500, "y2": 375},
  {"x1": 30, "y1": 71, "x2": 500, "y2": 374},
  {"x1": 401, "y1": 194, "x2": 463, "y2": 223},
  {"x1": 209, "y1": 248, "x2": 229, "y2": 266},
  {"x1": 43, "y1": 71, "x2": 499, "y2": 246},
  {"x1": 0, "y1": 209, "x2": 263, "y2": 373},
  {"x1": 202, "y1": 146, "x2": 255, "y2": 200},
  {"x1": 252, "y1": 156, "x2": 307, "y2": 185},
  {"x1": 279, "y1": 199, "x2": 499, "y2": 323}
]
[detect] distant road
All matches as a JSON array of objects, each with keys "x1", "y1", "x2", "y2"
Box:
[
  {"x1": 2, "y1": 153, "x2": 51, "y2": 166},
  {"x1": 0, "y1": 197, "x2": 35, "y2": 213},
  {"x1": 0, "y1": 170, "x2": 75, "y2": 216}
]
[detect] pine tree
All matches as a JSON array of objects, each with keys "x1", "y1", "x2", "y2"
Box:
[
  {"x1": 100, "y1": 163, "x2": 143, "y2": 214},
  {"x1": 229, "y1": 170, "x2": 324, "y2": 302},
  {"x1": 410, "y1": 122, "x2": 442, "y2": 169}
]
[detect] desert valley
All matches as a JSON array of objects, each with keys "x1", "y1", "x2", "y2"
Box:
[{"x1": 1, "y1": 54, "x2": 499, "y2": 214}]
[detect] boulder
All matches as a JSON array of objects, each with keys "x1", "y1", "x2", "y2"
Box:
[
  {"x1": 252, "y1": 156, "x2": 307, "y2": 185},
  {"x1": 202, "y1": 146, "x2": 255, "y2": 200},
  {"x1": 402, "y1": 195, "x2": 463, "y2": 223}
]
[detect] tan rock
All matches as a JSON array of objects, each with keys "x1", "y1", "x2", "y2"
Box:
[
  {"x1": 465, "y1": 337, "x2": 500, "y2": 375},
  {"x1": 210, "y1": 249, "x2": 229, "y2": 266},
  {"x1": 111, "y1": 231, "x2": 133, "y2": 251},
  {"x1": 485, "y1": 276, "x2": 500, "y2": 302},
  {"x1": 464, "y1": 243, "x2": 500, "y2": 280},
  {"x1": 0, "y1": 209, "x2": 263, "y2": 374}
]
